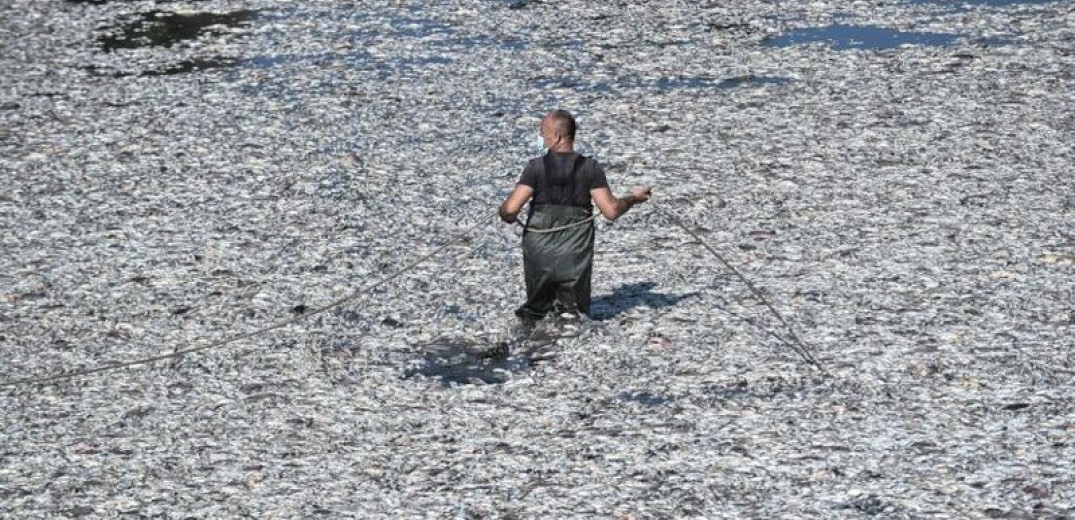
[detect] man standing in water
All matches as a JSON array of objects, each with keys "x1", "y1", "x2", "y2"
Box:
[{"x1": 499, "y1": 109, "x2": 652, "y2": 322}]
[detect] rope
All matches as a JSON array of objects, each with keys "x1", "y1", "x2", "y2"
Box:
[
  {"x1": 649, "y1": 200, "x2": 827, "y2": 374},
  {"x1": 514, "y1": 214, "x2": 596, "y2": 234},
  {"x1": 2, "y1": 196, "x2": 827, "y2": 385},
  {"x1": 0, "y1": 217, "x2": 489, "y2": 388}
]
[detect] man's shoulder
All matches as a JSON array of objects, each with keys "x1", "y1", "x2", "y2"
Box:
[
  {"x1": 523, "y1": 156, "x2": 544, "y2": 174},
  {"x1": 523, "y1": 153, "x2": 601, "y2": 171},
  {"x1": 565, "y1": 153, "x2": 600, "y2": 170},
  {"x1": 580, "y1": 154, "x2": 603, "y2": 173}
]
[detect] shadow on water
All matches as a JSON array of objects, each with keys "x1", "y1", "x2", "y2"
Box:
[
  {"x1": 403, "y1": 337, "x2": 552, "y2": 386},
  {"x1": 590, "y1": 281, "x2": 699, "y2": 321},
  {"x1": 764, "y1": 25, "x2": 959, "y2": 50},
  {"x1": 98, "y1": 9, "x2": 259, "y2": 51}
]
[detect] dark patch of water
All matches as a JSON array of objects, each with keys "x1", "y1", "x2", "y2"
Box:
[
  {"x1": 617, "y1": 391, "x2": 673, "y2": 407},
  {"x1": 704, "y1": 381, "x2": 754, "y2": 401},
  {"x1": 98, "y1": 9, "x2": 258, "y2": 52},
  {"x1": 436, "y1": 304, "x2": 467, "y2": 318},
  {"x1": 403, "y1": 339, "x2": 540, "y2": 385},
  {"x1": 142, "y1": 57, "x2": 237, "y2": 76},
  {"x1": 836, "y1": 494, "x2": 893, "y2": 515},
  {"x1": 716, "y1": 75, "x2": 795, "y2": 89},
  {"x1": 83, "y1": 60, "x2": 220, "y2": 78},
  {"x1": 532, "y1": 76, "x2": 615, "y2": 93},
  {"x1": 654, "y1": 76, "x2": 720, "y2": 91},
  {"x1": 764, "y1": 25, "x2": 959, "y2": 50}
]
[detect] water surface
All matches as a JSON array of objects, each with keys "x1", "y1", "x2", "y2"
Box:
[
  {"x1": 98, "y1": 9, "x2": 258, "y2": 51},
  {"x1": 764, "y1": 25, "x2": 959, "y2": 50}
]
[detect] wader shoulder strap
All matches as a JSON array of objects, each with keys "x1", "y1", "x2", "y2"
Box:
[{"x1": 529, "y1": 153, "x2": 587, "y2": 221}]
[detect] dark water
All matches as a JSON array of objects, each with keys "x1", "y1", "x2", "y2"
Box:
[
  {"x1": 617, "y1": 391, "x2": 673, "y2": 407},
  {"x1": 715, "y1": 75, "x2": 795, "y2": 89},
  {"x1": 98, "y1": 9, "x2": 259, "y2": 52},
  {"x1": 84, "y1": 6, "x2": 522, "y2": 78},
  {"x1": 74, "y1": 1, "x2": 1045, "y2": 79},
  {"x1": 764, "y1": 25, "x2": 959, "y2": 50},
  {"x1": 86, "y1": 57, "x2": 239, "y2": 78},
  {"x1": 142, "y1": 57, "x2": 238, "y2": 77}
]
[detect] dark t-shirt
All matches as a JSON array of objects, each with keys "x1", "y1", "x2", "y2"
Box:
[{"x1": 518, "y1": 152, "x2": 609, "y2": 212}]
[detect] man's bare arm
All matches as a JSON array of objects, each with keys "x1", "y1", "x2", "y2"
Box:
[
  {"x1": 499, "y1": 184, "x2": 535, "y2": 223},
  {"x1": 591, "y1": 186, "x2": 652, "y2": 221}
]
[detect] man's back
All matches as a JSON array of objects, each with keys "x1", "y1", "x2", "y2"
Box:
[
  {"x1": 519, "y1": 152, "x2": 609, "y2": 213},
  {"x1": 498, "y1": 109, "x2": 651, "y2": 321}
]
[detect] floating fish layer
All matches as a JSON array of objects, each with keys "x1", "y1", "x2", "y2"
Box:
[{"x1": 1, "y1": 0, "x2": 1072, "y2": 517}]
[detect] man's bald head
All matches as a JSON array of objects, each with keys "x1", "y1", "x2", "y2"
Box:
[{"x1": 542, "y1": 109, "x2": 576, "y2": 142}]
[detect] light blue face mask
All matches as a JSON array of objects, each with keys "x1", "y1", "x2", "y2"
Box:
[{"x1": 534, "y1": 134, "x2": 548, "y2": 156}]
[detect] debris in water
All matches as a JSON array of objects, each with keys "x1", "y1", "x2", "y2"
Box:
[{"x1": 1, "y1": 0, "x2": 1071, "y2": 517}]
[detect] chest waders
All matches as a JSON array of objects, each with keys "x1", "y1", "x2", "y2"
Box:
[{"x1": 516, "y1": 154, "x2": 595, "y2": 319}]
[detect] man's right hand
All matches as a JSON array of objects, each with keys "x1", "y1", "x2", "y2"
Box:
[
  {"x1": 592, "y1": 185, "x2": 652, "y2": 221},
  {"x1": 631, "y1": 186, "x2": 652, "y2": 203}
]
